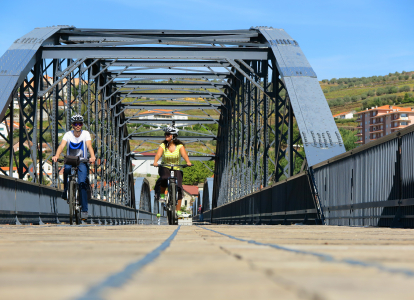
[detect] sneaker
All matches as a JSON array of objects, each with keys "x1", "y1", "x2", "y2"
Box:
[
  {"x1": 81, "y1": 211, "x2": 88, "y2": 220},
  {"x1": 61, "y1": 190, "x2": 68, "y2": 200}
]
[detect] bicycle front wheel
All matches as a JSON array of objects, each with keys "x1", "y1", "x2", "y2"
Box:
[
  {"x1": 69, "y1": 181, "x2": 75, "y2": 225},
  {"x1": 170, "y1": 183, "x2": 176, "y2": 225},
  {"x1": 74, "y1": 185, "x2": 81, "y2": 225}
]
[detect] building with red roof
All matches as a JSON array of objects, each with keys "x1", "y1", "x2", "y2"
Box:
[
  {"x1": 354, "y1": 105, "x2": 414, "y2": 145},
  {"x1": 332, "y1": 111, "x2": 354, "y2": 119},
  {"x1": 181, "y1": 185, "x2": 199, "y2": 208}
]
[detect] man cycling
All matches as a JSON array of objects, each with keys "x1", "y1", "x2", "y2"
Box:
[
  {"x1": 153, "y1": 125, "x2": 191, "y2": 215},
  {"x1": 52, "y1": 114, "x2": 96, "y2": 221}
]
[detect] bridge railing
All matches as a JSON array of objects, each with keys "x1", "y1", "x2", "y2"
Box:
[
  {"x1": 197, "y1": 124, "x2": 414, "y2": 228},
  {"x1": 194, "y1": 172, "x2": 317, "y2": 224},
  {"x1": 0, "y1": 175, "x2": 162, "y2": 225},
  {"x1": 312, "y1": 124, "x2": 414, "y2": 228}
]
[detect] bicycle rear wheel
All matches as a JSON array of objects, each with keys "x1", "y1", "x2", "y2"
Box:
[{"x1": 69, "y1": 181, "x2": 75, "y2": 225}]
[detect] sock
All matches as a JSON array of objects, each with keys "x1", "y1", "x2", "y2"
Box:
[{"x1": 160, "y1": 194, "x2": 165, "y2": 199}]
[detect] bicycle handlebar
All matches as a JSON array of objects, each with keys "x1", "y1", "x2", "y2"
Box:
[
  {"x1": 151, "y1": 163, "x2": 192, "y2": 168},
  {"x1": 55, "y1": 156, "x2": 89, "y2": 164}
]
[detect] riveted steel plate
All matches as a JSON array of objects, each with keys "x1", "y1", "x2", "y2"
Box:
[
  {"x1": 0, "y1": 26, "x2": 71, "y2": 120},
  {"x1": 0, "y1": 49, "x2": 37, "y2": 76},
  {"x1": 259, "y1": 28, "x2": 345, "y2": 166},
  {"x1": 284, "y1": 75, "x2": 345, "y2": 166},
  {"x1": 259, "y1": 28, "x2": 316, "y2": 78},
  {"x1": 0, "y1": 76, "x2": 15, "y2": 110}
]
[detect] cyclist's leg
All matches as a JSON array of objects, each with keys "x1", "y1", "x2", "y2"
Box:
[
  {"x1": 62, "y1": 164, "x2": 72, "y2": 198},
  {"x1": 155, "y1": 167, "x2": 169, "y2": 200},
  {"x1": 176, "y1": 170, "x2": 184, "y2": 211},
  {"x1": 77, "y1": 162, "x2": 89, "y2": 214}
]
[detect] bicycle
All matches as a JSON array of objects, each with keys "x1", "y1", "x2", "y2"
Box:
[
  {"x1": 57, "y1": 155, "x2": 89, "y2": 225},
  {"x1": 151, "y1": 163, "x2": 191, "y2": 225}
]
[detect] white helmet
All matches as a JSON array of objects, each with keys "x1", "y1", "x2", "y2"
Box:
[
  {"x1": 164, "y1": 125, "x2": 179, "y2": 135},
  {"x1": 71, "y1": 114, "x2": 84, "y2": 123}
]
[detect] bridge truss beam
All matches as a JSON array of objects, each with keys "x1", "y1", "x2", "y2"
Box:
[{"x1": 0, "y1": 26, "x2": 345, "y2": 211}]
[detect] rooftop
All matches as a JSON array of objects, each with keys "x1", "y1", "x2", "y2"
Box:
[
  {"x1": 332, "y1": 111, "x2": 353, "y2": 118},
  {"x1": 182, "y1": 185, "x2": 199, "y2": 196},
  {"x1": 355, "y1": 105, "x2": 414, "y2": 115}
]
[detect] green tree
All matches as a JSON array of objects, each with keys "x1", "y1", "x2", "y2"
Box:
[
  {"x1": 338, "y1": 128, "x2": 358, "y2": 152},
  {"x1": 403, "y1": 93, "x2": 411, "y2": 103},
  {"x1": 376, "y1": 87, "x2": 386, "y2": 96},
  {"x1": 343, "y1": 96, "x2": 351, "y2": 103},
  {"x1": 182, "y1": 161, "x2": 214, "y2": 185},
  {"x1": 351, "y1": 95, "x2": 359, "y2": 102},
  {"x1": 361, "y1": 93, "x2": 368, "y2": 100},
  {"x1": 361, "y1": 100, "x2": 369, "y2": 109},
  {"x1": 0, "y1": 154, "x2": 8, "y2": 167},
  {"x1": 388, "y1": 86, "x2": 398, "y2": 94},
  {"x1": 399, "y1": 86, "x2": 411, "y2": 93}
]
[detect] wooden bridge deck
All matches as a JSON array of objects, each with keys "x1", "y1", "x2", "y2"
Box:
[{"x1": 0, "y1": 224, "x2": 413, "y2": 300}]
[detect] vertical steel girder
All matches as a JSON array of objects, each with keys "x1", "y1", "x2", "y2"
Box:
[
  {"x1": 214, "y1": 58, "x2": 305, "y2": 206},
  {"x1": 0, "y1": 26, "x2": 345, "y2": 210}
]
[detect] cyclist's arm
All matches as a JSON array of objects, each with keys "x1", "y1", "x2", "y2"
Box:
[
  {"x1": 86, "y1": 140, "x2": 96, "y2": 163},
  {"x1": 153, "y1": 146, "x2": 164, "y2": 167},
  {"x1": 52, "y1": 140, "x2": 67, "y2": 162},
  {"x1": 179, "y1": 146, "x2": 192, "y2": 166}
]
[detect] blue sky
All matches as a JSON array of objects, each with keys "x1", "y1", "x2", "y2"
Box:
[{"x1": 0, "y1": 0, "x2": 412, "y2": 80}]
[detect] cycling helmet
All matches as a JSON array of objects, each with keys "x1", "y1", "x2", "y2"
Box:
[
  {"x1": 71, "y1": 114, "x2": 84, "y2": 124},
  {"x1": 163, "y1": 125, "x2": 179, "y2": 135}
]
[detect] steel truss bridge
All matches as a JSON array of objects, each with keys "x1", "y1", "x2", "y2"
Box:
[{"x1": 0, "y1": 26, "x2": 413, "y2": 227}]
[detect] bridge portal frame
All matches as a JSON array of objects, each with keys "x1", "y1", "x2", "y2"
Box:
[{"x1": 0, "y1": 26, "x2": 344, "y2": 210}]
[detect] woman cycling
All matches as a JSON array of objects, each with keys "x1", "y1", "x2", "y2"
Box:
[{"x1": 153, "y1": 125, "x2": 192, "y2": 213}]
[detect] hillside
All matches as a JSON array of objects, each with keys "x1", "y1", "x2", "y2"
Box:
[
  {"x1": 320, "y1": 71, "x2": 414, "y2": 115},
  {"x1": 319, "y1": 71, "x2": 414, "y2": 152}
]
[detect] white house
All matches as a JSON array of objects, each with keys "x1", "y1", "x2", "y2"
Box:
[
  {"x1": 0, "y1": 121, "x2": 19, "y2": 141},
  {"x1": 131, "y1": 153, "x2": 159, "y2": 176},
  {"x1": 0, "y1": 167, "x2": 19, "y2": 178},
  {"x1": 138, "y1": 109, "x2": 188, "y2": 127},
  {"x1": 333, "y1": 111, "x2": 355, "y2": 119}
]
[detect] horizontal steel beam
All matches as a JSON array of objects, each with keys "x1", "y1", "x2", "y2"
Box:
[
  {"x1": 64, "y1": 28, "x2": 253, "y2": 35},
  {"x1": 127, "y1": 119, "x2": 218, "y2": 124},
  {"x1": 130, "y1": 136, "x2": 215, "y2": 141},
  {"x1": 113, "y1": 83, "x2": 227, "y2": 88},
  {"x1": 119, "y1": 93, "x2": 222, "y2": 98},
  {"x1": 121, "y1": 104, "x2": 221, "y2": 110},
  {"x1": 104, "y1": 60, "x2": 231, "y2": 67},
  {"x1": 131, "y1": 154, "x2": 215, "y2": 161},
  {"x1": 110, "y1": 73, "x2": 228, "y2": 79},
  {"x1": 41, "y1": 47, "x2": 269, "y2": 60}
]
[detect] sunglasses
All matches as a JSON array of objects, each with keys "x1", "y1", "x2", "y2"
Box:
[
  {"x1": 73, "y1": 123, "x2": 83, "y2": 127},
  {"x1": 164, "y1": 133, "x2": 172, "y2": 136}
]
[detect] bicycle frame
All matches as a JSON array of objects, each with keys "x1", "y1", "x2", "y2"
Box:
[
  {"x1": 56, "y1": 156, "x2": 89, "y2": 225},
  {"x1": 151, "y1": 163, "x2": 190, "y2": 225}
]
